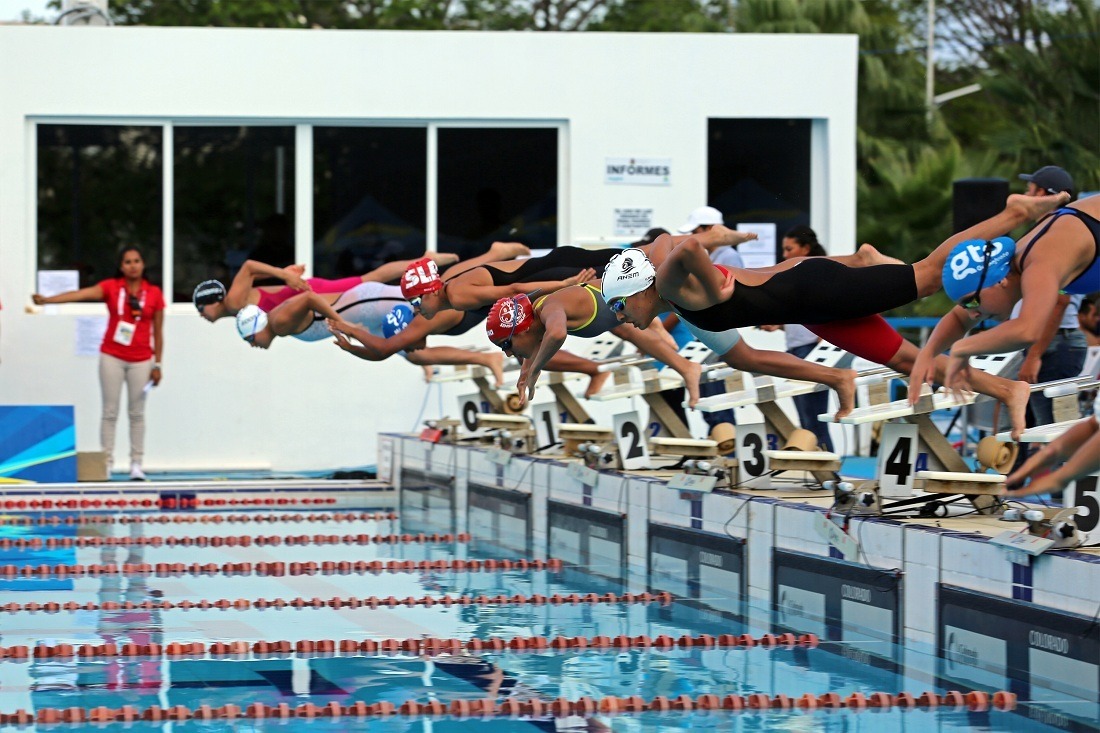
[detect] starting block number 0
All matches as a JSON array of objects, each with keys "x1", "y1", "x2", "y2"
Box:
[
  {"x1": 1066, "y1": 473, "x2": 1100, "y2": 545},
  {"x1": 458, "y1": 394, "x2": 483, "y2": 433},
  {"x1": 878, "y1": 422, "x2": 919, "y2": 499},
  {"x1": 614, "y1": 411, "x2": 649, "y2": 470}
]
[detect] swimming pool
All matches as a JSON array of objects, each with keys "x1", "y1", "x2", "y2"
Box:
[{"x1": 0, "y1": 477, "x2": 1095, "y2": 731}]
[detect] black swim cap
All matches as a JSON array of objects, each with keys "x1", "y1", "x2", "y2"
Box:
[{"x1": 193, "y1": 280, "x2": 226, "y2": 312}]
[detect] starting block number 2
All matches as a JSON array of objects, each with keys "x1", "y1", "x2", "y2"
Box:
[{"x1": 614, "y1": 411, "x2": 649, "y2": 470}]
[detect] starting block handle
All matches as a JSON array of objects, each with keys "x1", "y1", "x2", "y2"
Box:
[{"x1": 597, "y1": 356, "x2": 654, "y2": 373}]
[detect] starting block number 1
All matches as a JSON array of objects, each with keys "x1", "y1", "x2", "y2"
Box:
[
  {"x1": 614, "y1": 411, "x2": 649, "y2": 470},
  {"x1": 531, "y1": 402, "x2": 560, "y2": 448},
  {"x1": 878, "y1": 422, "x2": 919, "y2": 499}
]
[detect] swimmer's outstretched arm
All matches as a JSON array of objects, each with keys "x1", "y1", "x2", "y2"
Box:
[
  {"x1": 225, "y1": 260, "x2": 309, "y2": 312},
  {"x1": 516, "y1": 305, "x2": 569, "y2": 406},
  {"x1": 361, "y1": 252, "x2": 458, "y2": 284},
  {"x1": 328, "y1": 312, "x2": 452, "y2": 361},
  {"x1": 1005, "y1": 417, "x2": 1100, "y2": 498},
  {"x1": 268, "y1": 292, "x2": 341, "y2": 337},
  {"x1": 446, "y1": 269, "x2": 596, "y2": 311}
]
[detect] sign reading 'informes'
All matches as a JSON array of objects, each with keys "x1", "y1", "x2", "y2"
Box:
[{"x1": 605, "y1": 157, "x2": 671, "y2": 186}]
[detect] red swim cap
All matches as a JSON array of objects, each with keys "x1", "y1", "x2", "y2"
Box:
[
  {"x1": 401, "y1": 258, "x2": 443, "y2": 299},
  {"x1": 486, "y1": 295, "x2": 536, "y2": 343}
]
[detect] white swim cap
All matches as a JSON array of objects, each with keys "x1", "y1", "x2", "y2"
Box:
[
  {"x1": 236, "y1": 304, "x2": 268, "y2": 341},
  {"x1": 601, "y1": 248, "x2": 656, "y2": 302}
]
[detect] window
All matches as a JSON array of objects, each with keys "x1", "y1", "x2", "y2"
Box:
[
  {"x1": 708, "y1": 119, "x2": 812, "y2": 258},
  {"x1": 37, "y1": 124, "x2": 163, "y2": 289},
  {"x1": 437, "y1": 128, "x2": 557, "y2": 258},
  {"x1": 173, "y1": 126, "x2": 295, "y2": 302},
  {"x1": 313, "y1": 127, "x2": 427, "y2": 279}
]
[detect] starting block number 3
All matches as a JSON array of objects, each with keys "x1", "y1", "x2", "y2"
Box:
[
  {"x1": 736, "y1": 422, "x2": 769, "y2": 486},
  {"x1": 614, "y1": 411, "x2": 649, "y2": 470},
  {"x1": 878, "y1": 422, "x2": 919, "y2": 499}
]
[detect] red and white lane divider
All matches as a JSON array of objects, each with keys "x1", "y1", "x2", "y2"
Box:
[
  {"x1": 7, "y1": 627, "x2": 816, "y2": 660},
  {"x1": 2, "y1": 590, "x2": 670, "y2": 616},
  {"x1": 0, "y1": 511, "x2": 396, "y2": 527},
  {"x1": 0, "y1": 557, "x2": 563, "y2": 578},
  {"x1": 0, "y1": 532, "x2": 467, "y2": 551},
  {"x1": 0, "y1": 690, "x2": 1018, "y2": 725},
  {"x1": 0, "y1": 497, "x2": 340, "y2": 511}
]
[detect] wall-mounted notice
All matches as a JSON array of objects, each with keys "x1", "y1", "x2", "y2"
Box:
[
  {"x1": 37, "y1": 270, "x2": 79, "y2": 298},
  {"x1": 75, "y1": 316, "x2": 107, "y2": 357},
  {"x1": 736, "y1": 223, "x2": 778, "y2": 269},
  {"x1": 605, "y1": 158, "x2": 671, "y2": 186},
  {"x1": 613, "y1": 208, "x2": 654, "y2": 236}
]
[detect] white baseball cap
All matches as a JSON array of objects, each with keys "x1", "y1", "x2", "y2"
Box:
[
  {"x1": 677, "y1": 206, "x2": 724, "y2": 233},
  {"x1": 601, "y1": 249, "x2": 656, "y2": 302}
]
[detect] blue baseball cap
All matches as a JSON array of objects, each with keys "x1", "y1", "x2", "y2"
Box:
[
  {"x1": 383, "y1": 303, "x2": 414, "y2": 338},
  {"x1": 942, "y1": 237, "x2": 1016, "y2": 303}
]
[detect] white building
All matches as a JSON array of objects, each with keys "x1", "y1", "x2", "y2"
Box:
[{"x1": 0, "y1": 26, "x2": 858, "y2": 472}]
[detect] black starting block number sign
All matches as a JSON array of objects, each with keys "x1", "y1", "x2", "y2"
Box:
[
  {"x1": 877, "y1": 423, "x2": 919, "y2": 498},
  {"x1": 1067, "y1": 474, "x2": 1100, "y2": 542},
  {"x1": 458, "y1": 393, "x2": 482, "y2": 432},
  {"x1": 736, "y1": 422, "x2": 769, "y2": 485},
  {"x1": 614, "y1": 411, "x2": 649, "y2": 470}
]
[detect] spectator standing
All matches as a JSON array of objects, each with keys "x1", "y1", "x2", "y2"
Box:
[
  {"x1": 33, "y1": 246, "x2": 164, "y2": 480},
  {"x1": 766, "y1": 226, "x2": 833, "y2": 450}
]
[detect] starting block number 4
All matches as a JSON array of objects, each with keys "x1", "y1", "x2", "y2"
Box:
[
  {"x1": 458, "y1": 393, "x2": 484, "y2": 433},
  {"x1": 531, "y1": 402, "x2": 560, "y2": 448},
  {"x1": 1066, "y1": 473, "x2": 1100, "y2": 545},
  {"x1": 614, "y1": 411, "x2": 649, "y2": 470},
  {"x1": 736, "y1": 422, "x2": 770, "y2": 486},
  {"x1": 878, "y1": 423, "x2": 919, "y2": 499}
]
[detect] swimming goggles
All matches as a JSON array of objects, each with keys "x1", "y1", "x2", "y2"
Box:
[
  {"x1": 608, "y1": 297, "x2": 627, "y2": 313},
  {"x1": 959, "y1": 242, "x2": 994, "y2": 311}
]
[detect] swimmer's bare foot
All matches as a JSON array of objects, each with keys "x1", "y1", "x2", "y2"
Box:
[
  {"x1": 584, "y1": 371, "x2": 611, "y2": 399},
  {"x1": 713, "y1": 224, "x2": 758, "y2": 248},
  {"x1": 487, "y1": 241, "x2": 531, "y2": 261},
  {"x1": 855, "y1": 243, "x2": 904, "y2": 267},
  {"x1": 422, "y1": 365, "x2": 434, "y2": 382},
  {"x1": 1002, "y1": 379, "x2": 1030, "y2": 441},
  {"x1": 1008, "y1": 192, "x2": 1070, "y2": 221},
  {"x1": 831, "y1": 368, "x2": 858, "y2": 419},
  {"x1": 426, "y1": 252, "x2": 460, "y2": 267},
  {"x1": 485, "y1": 351, "x2": 506, "y2": 388},
  {"x1": 677, "y1": 361, "x2": 703, "y2": 408}
]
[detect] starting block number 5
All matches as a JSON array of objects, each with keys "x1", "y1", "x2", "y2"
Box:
[
  {"x1": 878, "y1": 422, "x2": 919, "y2": 499},
  {"x1": 1066, "y1": 473, "x2": 1100, "y2": 545},
  {"x1": 614, "y1": 411, "x2": 649, "y2": 470}
]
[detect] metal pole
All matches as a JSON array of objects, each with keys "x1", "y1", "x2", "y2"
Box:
[{"x1": 925, "y1": 0, "x2": 936, "y2": 125}]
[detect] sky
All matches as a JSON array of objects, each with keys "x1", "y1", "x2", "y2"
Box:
[{"x1": 0, "y1": 0, "x2": 52, "y2": 23}]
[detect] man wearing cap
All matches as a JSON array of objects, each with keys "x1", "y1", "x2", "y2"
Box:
[{"x1": 1013, "y1": 165, "x2": 1086, "y2": 427}]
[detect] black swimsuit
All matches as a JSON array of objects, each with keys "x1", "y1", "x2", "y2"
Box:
[
  {"x1": 440, "y1": 306, "x2": 491, "y2": 336},
  {"x1": 671, "y1": 259, "x2": 919, "y2": 329},
  {"x1": 478, "y1": 246, "x2": 617, "y2": 286}
]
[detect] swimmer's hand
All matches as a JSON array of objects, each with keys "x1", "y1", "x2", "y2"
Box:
[
  {"x1": 326, "y1": 317, "x2": 356, "y2": 338},
  {"x1": 942, "y1": 353, "x2": 975, "y2": 404},
  {"x1": 330, "y1": 329, "x2": 354, "y2": 351},
  {"x1": 515, "y1": 364, "x2": 540, "y2": 406},
  {"x1": 283, "y1": 265, "x2": 311, "y2": 292},
  {"x1": 563, "y1": 268, "x2": 597, "y2": 287},
  {"x1": 908, "y1": 348, "x2": 938, "y2": 406}
]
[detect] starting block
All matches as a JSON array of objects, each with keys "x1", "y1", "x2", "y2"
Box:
[
  {"x1": 474, "y1": 413, "x2": 536, "y2": 454},
  {"x1": 649, "y1": 437, "x2": 720, "y2": 458},
  {"x1": 765, "y1": 449, "x2": 842, "y2": 473},
  {"x1": 915, "y1": 470, "x2": 1005, "y2": 514},
  {"x1": 992, "y1": 507, "x2": 1084, "y2": 554},
  {"x1": 420, "y1": 418, "x2": 461, "y2": 444},
  {"x1": 557, "y1": 423, "x2": 619, "y2": 469}
]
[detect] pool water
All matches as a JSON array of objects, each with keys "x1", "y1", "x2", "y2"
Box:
[{"x1": 0, "y1": 497, "x2": 1094, "y2": 732}]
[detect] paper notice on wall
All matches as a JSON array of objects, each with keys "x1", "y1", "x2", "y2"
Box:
[
  {"x1": 736, "y1": 223, "x2": 778, "y2": 269},
  {"x1": 613, "y1": 208, "x2": 654, "y2": 237},
  {"x1": 37, "y1": 270, "x2": 79, "y2": 298},
  {"x1": 75, "y1": 316, "x2": 107, "y2": 357}
]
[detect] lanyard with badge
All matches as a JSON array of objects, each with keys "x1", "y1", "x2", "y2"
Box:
[{"x1": 112, "y1": 284, "x2": 145, "y2": 347}]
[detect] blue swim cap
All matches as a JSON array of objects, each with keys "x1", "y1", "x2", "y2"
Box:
[
  {"x1": 383, "y1": 303, "x2": 414, "y2": 338},
  {"x1": 942, "y1": 237, "x2": 1015, "y2": 303}
]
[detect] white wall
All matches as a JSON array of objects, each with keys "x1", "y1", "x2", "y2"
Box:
[{"x1": 0, "y1": 27, "x2": 858, "y2": 471}]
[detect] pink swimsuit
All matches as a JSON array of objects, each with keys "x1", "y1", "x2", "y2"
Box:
[{"x1": 255, "y1": 276, "x2": 363, "y2": 312}]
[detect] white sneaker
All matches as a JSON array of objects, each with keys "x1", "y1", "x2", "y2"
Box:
[{"x1": 129, "y1": 463, "x2": 147, "y2": 481}]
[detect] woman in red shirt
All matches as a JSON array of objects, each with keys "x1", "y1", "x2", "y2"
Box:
[{"x1": 33, "y1": 247, "x2": 165, "y2": 480}]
